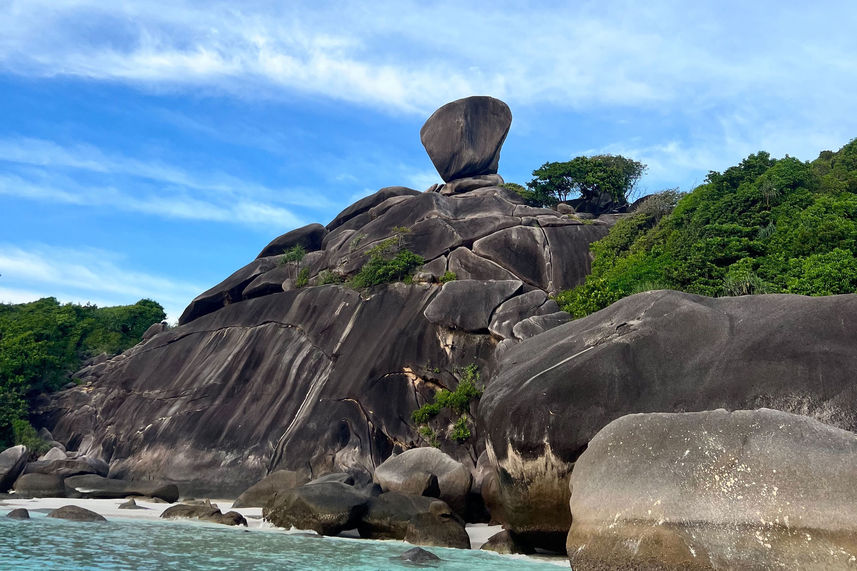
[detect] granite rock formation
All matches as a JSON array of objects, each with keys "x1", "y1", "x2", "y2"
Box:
[
  {"x1": 420, "y1": 96, "x2": 511, "y2": 182},
  {"x1": 479, "y1": 290, "x2": 857, "y2": 550},
  {"x1": 567, "y1": 409, "x2": 857, "y2": 569}
]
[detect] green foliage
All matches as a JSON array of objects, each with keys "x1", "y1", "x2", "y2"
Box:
[
  {"x1": 418, "y1": 425, "x2": 440, "y2": 448},
  {"x1": 0, "y1": 297, "x2": 165, "y2": 447},
  {"x1": 556, "y1": 139, "x2": 857, "y2": 318},
  {"x1": 295, "y1": 267, "x2": 311, "y2": 288},
  {"x1": 317, "y1": 270, "x2": 343, "y2": 285},
  {"x1": 280, "y1": 245, "x2": 307, "y2": 265},
  {"x1": 501, "y1": 182, "x2": 544, "y2": 207},
  {"x1": 411, "y1": 364, "x2": 482, "y2": 447},
  {"x1": 11, "y1": 418, "x2": 50, "y2": 455},
  {"x1": 348, "y1": 238, "x2": 424, "y2": 289},
  {"x1": 527, "y1": 154, "x2": 646, "y2": 205},
  {"x1": 438, "y1": 271, "x2": 457, "y2": 284}
]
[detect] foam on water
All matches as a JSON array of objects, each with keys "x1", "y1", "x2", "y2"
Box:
[{"x1": 1, "y1": 509, "x2": 564, "y2": 570}]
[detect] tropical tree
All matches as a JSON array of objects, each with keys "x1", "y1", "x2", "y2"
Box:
[{"x1": 526, "y1": 154, "x2": 647, "y2": 206}]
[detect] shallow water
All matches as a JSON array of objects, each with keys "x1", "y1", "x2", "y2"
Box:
[{"x1": 1, "y1": 510, "x2": 563, "y2": 570}]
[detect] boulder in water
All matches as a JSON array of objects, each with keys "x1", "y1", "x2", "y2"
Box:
[{"x1": 47, "y1": 505, "x2": 106, "y2": 522}]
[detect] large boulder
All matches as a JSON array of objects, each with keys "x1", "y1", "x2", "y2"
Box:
[
  {"x1": 232, "y1": 470, "x2": 310, "y2": 508},
  {"x1": 0, "y1": 445, "x2": 28, "y2": 492},
  {"x1": 479, "y1": 290, "x2": 857, "y2": 550},
  {"x1": 357, "y1": 491, "x2": 440, "y2": 540},
  {"x1": 263, "y1": 482, "x2": 369, "y2": 535},
  {"x1": 374, "y1": 448, "x2": 472, "y2": 515},
  {"x1": 403, "y1": 500, "x2": 470, "y2": 549},
  {"x1": 47, "y1": 505, "x2": 106, "y2": 522},
  {"x1": 63, "y1": 474, "x2": 179, "y2": 503},
  {"x1": 568, "y1": 409, "x2": 857, "y2": 570},
  {"x1": 162, "y1": 503, "x2": 247, "y2": 526},
  {"x1": 257, "y1": 223, "x2": 327, "y2": 258},
  {"x1": 420, "y1": 96, "x2": 511, "y2": 182},
  {"x1": 423, "y1": 279, "x2": 522, "y2": 332},
  {"x1": 12, "y1": 473, "x2": 66, "y2": 498},
  {"x1": 24, "y1": 456, "x2": 107, "y2": 478}
]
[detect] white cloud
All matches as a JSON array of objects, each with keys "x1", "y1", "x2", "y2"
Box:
[
  {"x1": 0, "y1": 244, "x2": 203, "y2": 323},
  {"x1": 0, "y1": 1, "x2": 853, "y2": 117}
]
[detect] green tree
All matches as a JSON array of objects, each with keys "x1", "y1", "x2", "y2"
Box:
[{"x1": 527, "y1": 154, "x2": 647, "y2": 206}]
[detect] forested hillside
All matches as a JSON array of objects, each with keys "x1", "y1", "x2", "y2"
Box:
[
  {"x1": 0, "y1": 297, "x2": 165, "y2": 448},
  {"x1": 558, "y1": 138, "x2": 857, "y2": 317}
]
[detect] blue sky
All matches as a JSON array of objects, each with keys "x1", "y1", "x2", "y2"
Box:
[{"x1": 1, "y1": 1, "x2": 856, "y2": 321}]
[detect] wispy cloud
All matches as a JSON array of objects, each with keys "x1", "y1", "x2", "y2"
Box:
[
  {"x1": 1, "y1": 1, "x2": 854, "y2": 117},
  {"x1": 0, "y1": 136, "x2": 333, "y2": 229},
  {"x1": 0, "y1": 244, "x2": 203, "y2": 322}
]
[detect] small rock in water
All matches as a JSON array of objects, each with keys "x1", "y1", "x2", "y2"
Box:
[
  {"x1": 47, "y1": 505, "x2": 107, "y2": 522},
  {"x1": 6, "y1": 508, "x2": 30, "y2": 519},
  {"x1": 396, "y1": 546, "x2": 440, "y2": 565}
]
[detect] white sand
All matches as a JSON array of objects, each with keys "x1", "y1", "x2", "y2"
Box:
[{"x1": 0, "y1": 497, "x2": 567, "y2": 566}]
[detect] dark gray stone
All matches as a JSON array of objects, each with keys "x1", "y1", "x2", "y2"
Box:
[
  {"x1": 47, "y1": 505, "x2": 106, "y2": 522},
  {"x1": 64, "y1": 475, "x2": 179, "y2": 503},
  {"x1": 424, "y1": 279, "x2": 522, "y2": 332},
  {"x1": 257, "y1": 223, "x2": 327, "y2": 258},
  {"x1": 440, "y1": 175, "x2": 504, "y2": 195},
  {"x1": 488, "y1": 290, "x2": 550, "y2": 340},
  {"x1": 568, "y1": 409, "x2": 857, "y2": 570},
  {"x1": 510, "y1": 311, "x2": 572, "y2": 341},
  {"x1": 396, "y1": 547, "x2": 440, "y2": 564},
  {"x1": 374, "y1": 448, "x2": 472, "y2": 516},
  {"x1": 420, "y1": 96, "x2": 511, "y2": 182},
  {"x1": 262, "y1": 482, "x2": 369, "y2": 536},
  {"x1": 161, "y1": 503, "x2": 245, "y2": 525},
  {"x1": 118, "y1": 498, "x2": 146, "y2": 510},
  {"x1": 6, "y1": 508, "x2": 30, "y2": 519},
  {"x1": 358, "y1": 491, "x2": 439, "y2": 540},
  {"x1": 480, "y1": 290, "x2": 857, "y2": 550},
  {"x1": 24, "y1": 457, "x2": 101, "y2": 478},
  {"x1": 0, "y1": 445, "x2": 28, "y2": 493},
  {"x1": 326, "y1": 187, "x2": 420, "y2": 232},
  {"x1": 13, "y1": 473, "x2": 66, "y2": 498},
  {"x1": 481, "y1": 530, "x2": 534, "y2": 554},
  {"x1": 178, "y1": 256, "x2": 278, "y2": 324},
  {"x1": 232, "y1": 470, "x2": 310, "y2": 508},
  {"x1": 404, "y1": 500, "x2": 470, "y2": 549},
  {"x1": 142, "y1": 321, "x2": 167, "y2": 341},
  {"x1": 306, "y1": 472, "x2": 354, "y2": 486},
  {"x1": 446, "y1": 248, "x2": 518, "y2": 282}
]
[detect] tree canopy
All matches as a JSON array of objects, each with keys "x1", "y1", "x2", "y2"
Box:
[
  {"x1": 556, "y1": 139, "x2": 857, "y2": 318},
  {"x1": 0, "y1": 297, "x2": 165, "y2": 448},
  {"x1": 526, "y1": 154, "x2": 647, "y2": 206}
]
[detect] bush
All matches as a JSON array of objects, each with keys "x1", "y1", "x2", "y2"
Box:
[
  {"x1": 556, "y1": 140, "x2": 857, "y2": 317},
  {"x1": 348, "y1": 238, "x2": 424, "y2": 289},
  {"x1": 411, "y1": 364, "x2": 482, "y2": 447},
  {"x1": 438, "y1": 271, "x2": 457, "y2": 284}
]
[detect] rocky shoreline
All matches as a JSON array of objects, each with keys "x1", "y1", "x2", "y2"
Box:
[{"x1": 7, "y1": 96, "x2": 857, "y2": 569}]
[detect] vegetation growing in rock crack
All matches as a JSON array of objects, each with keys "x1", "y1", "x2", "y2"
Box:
[
  {"x1": 557, "y1": 139, "x2": 857, "y2": 318},
  {"x1": 412, "y1": 364, "x2": 482, "y2": 455},
  {"x1": 0, "y1": 297, "x2": 166, "y2": 448},
  {"x1": 347, "y1": 236, "x2": 424, "y2": 289},
  {"x1": 438, "y1": 271, "x2": 457, "y2": 284}
]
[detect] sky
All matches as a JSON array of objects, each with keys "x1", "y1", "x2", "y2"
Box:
[{"x1": 1, "y1": 1, "x2": 856, "y2": 322}]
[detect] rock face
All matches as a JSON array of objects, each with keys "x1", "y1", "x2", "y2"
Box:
[
  {"x1": 479, "y1": 290, "x2": 857, "y2": 549},
  {"x1": 567, "y1": 409, "x2": 857, "y2": 570},
  {"x1": 40, "y1": 181, "x2": 609, "y2": 497},
  {"x1": 0, "y1": 445, "x2": 28, "y2": 492},
  {"x1": 420, "y1": 96, "x2": 511, "y2": 182}
]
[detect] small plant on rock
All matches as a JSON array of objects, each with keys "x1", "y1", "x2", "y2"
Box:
[
  {"x1": 438, "y1": 271, "x2": 457, "y2": 284},
  {"x1": 411, "y1": 364, "x2": 482, "y2": 457},
  {"x1": 348, "y1": 238, "x2": 424, "y2": 289}
]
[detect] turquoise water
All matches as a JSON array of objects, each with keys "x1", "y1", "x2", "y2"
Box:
[{"x1": 1, "y1": 510, "x2": 564, "y2": 570}]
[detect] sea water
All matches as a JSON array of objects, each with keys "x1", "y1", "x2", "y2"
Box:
[{"x1": 1, "y1": 510, "x2": 564, "y2": 570}]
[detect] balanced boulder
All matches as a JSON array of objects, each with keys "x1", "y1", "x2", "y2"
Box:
[
  {"x1": 374, "y1": 448, "x2": 472, "y2": 515},
  {"x1": 420, "y1": 96, "x2": 511, "y2": 182},
  {"x1": 567, "y1": 409, "x2": 857, "y2": 570}
]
